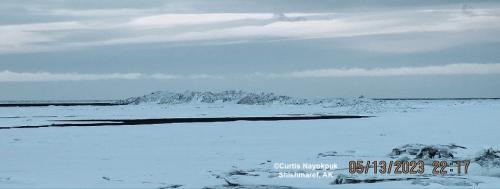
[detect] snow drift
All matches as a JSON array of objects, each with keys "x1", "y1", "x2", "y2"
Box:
[{"x1": 119, "y1": 90, "x2": 370, "y2": 106}]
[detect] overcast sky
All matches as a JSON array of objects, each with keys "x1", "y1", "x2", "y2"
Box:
[{"x1": 1, "y1": 0, "x2": 500, "y2": 100}]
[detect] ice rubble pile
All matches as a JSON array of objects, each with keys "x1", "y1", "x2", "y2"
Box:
[
  {"x1": 120, "y1": 90, "x2": 310, "y2": 105},
  {"x1": 475, "y1": 148, "x2": 500, "y2": 167},
  {"x1": 120, "y1": 90, "x2": 376, "y2": 105},
  {"x1": 389, "y1": 144, "x2": 467, "y2": 161},
  {"x1": 118, "y1": 90, "x2": 396, "y2": 113}
]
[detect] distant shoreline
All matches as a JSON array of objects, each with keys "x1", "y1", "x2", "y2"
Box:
[
  {"x1": 372, "y1": 98, "x2": 500, "y2": 100},
  {"x1": 0, "y1": 101, "x2": 120, "y2": 107},
  {"x1": 1, "y1": 98, "x2": 499, "y2": 107},
  {"x1": 0, "y1": 115, "x2": 372, "y2": 129}
]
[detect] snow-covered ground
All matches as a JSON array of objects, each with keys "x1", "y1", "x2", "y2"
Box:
[{"x1": 1, "y1": 99, "x2": 500, "y2": 188}]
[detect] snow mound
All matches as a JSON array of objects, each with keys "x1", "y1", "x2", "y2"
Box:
[
  {"x1": 411, "y1": 178, "x2": 481, "y2": 186},
  {"x1": 475, "y1": 148, "x2": 500, "y2": 168},
  {"x1": 389, "y1": 144, "x2": 467, "y2": 160},
  {"x1": 120, "y1": 90, "x2": 334, "y2": 105},
  {"x1": 118, "y1": 90, "x2": 402, "y2": 113},
  {"x1": 332, "y1": 174, "x2": 422, "y2": 185}
]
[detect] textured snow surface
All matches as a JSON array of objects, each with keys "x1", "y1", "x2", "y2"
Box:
[
  {"x1": 1, "y1": 99, "x2": 500, "y2": 188},
  {"x1": 119, "y1": 90, "x2": 371, "y2": 106}
]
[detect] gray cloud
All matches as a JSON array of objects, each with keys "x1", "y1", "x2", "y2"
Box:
[
  {"x1": 259, "y1": 63, "x2": 500, "y2": 78},
  {"x1": 1, "y1": 6, "x2": 500, "y2": 54},
  {"x1": 0, "y1": 70, "x2": 223, "y2": 82},
  {"x1": 0, "y1": 70, "x2": 142, "y2": 82},
  {"x1": 2, "y1": 63, "x2": 499, "y2": 82}
]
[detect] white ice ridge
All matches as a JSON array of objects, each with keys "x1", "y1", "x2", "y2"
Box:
[{"x1": 119, "y1": 90, "x2": 372, "y2": 106}]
